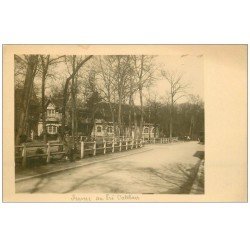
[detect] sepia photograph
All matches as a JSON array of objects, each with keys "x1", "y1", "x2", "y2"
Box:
[
  {"x1": 2, "y1": 44, "x2": 247, "y2": 202},
  {"x1": 1, "y1": 2, "x2": 249, "y2": 250},
  {"x1": 13, "y1": 53, "x2": 204, "y2": 195}
]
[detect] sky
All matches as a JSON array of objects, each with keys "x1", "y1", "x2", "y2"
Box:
[
  {"x1": 35, "y1": 54, "x2": 204, "y2": 104},
  {"x1": 150, "y1": 55, "x2": 204, "y2": 103}
]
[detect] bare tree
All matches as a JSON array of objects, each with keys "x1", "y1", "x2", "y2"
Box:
[
  {"x1": 15, "y1": 55, "x2": 39, "y2": 145},
  {"x1": 61, "y1": 55, "x2": 93, "y2": 137},
  {"x1": 70, "y1": 55, "x2": 77, "y2": 138},
  {"x1": 115, "y1": 56, "x2": 132, "y2": 136},
  {"x1": 97, "y1": 55, "x2": 132, "y2": 136},
  {"x1": 127, "y1": 79, "x2": 138, "y2": 137},
  {"x1": 132, "y1": 55, "x2": 155, "y2": 138},
  {"x1": 188, "y1": 94, "x2": 203, "y2": 138},
  {"x1": 96, "y1": 56, "x2": 117, "y2": 137},
  {"x1": 161, "y1": 70, "x2": 189, "y2": 139},
  {"x1": 146, "y1": 91, "x2": 162, "y2": 138}
]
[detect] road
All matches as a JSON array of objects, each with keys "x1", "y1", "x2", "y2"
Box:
[{"x1": 16, "y1": 141, "x2": 204, "y2": 194}]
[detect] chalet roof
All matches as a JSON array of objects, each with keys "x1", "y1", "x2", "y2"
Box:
[{"x1": 45, "y1": 97, "x2": 62, "y2": 112}]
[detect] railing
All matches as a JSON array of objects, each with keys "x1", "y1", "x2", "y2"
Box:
[
  {"x1": 15, "y1": 138, "x2": 144, "y2": 168},
  {"x1": 15, "y1": 137, "x2": 179, "y2": 168},
  {"x1": 15, "y1": 142, "x2": 65, "y2": 168},
  {"x1": 142, "y1": 137, "x2": 178, "y2": 144},
  {"x1": 79, "y1": 138, "x2": 143, "y2": 158}
]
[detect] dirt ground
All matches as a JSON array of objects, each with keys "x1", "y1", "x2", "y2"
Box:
[{"x1": 16, "y1": 141, "x2": 204, "y2": 194}]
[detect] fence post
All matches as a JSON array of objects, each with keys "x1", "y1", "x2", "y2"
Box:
[
  {"x1": 154, "y1": 138, "x2": 156, "y2": 144},
  {"x1": 131, "y1": 139, "x2": 134, "y2": 149},
  {"x1": 46, "y1": 142, "x2": 51, "y2": 163},
  {"x1": 22, "y1": 143, "x2": 27, "y2": 168},
  {"x1": 80, "y1": 141, "x2": 84, "y2": 159},
  {"x1": 103, "y1": 140, "x2": 106, "y2": 154},
  {"x1": 135, "y1": 139, "x2": 138, "y2": 148},
  {"x1": 119, "y1": 139, "x2": 122, "y2": 152},
  {"x1": 126, "y1": 139, "x2": 128, "y2": 150},
  {"x1": 112, "y1": 139, "x2": 115, "y2": 153},
  {"x1": 93, "y1": 141, "x2": 96, "y2": 156}
]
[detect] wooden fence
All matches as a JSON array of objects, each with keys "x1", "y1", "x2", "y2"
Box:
[
  {"x1": 142, "y1": 137, "x2": 178, "y2": 144},
  {"x1": 15, "y1": 137, "x2": 179, "y2": 168},
  {"x1": 15, "y1": 138, "x2": 144, "y2": 168}
]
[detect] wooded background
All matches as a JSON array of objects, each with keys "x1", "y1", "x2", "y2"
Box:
[{"x1": 14, "y1": 55, "x2": 204, "y2": 144}]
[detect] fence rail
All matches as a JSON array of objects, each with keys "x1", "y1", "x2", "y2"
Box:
[
  {"x1": 142, "y1": 137, "x2": 178, "y2": 144},
  {"x1": 15, "y1": 137, "x2": 178, "y2": 168}
]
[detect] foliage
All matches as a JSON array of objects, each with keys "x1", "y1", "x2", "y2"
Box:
[{"x1": 14, "y1": 54, "x2": 204, "y2": 144}]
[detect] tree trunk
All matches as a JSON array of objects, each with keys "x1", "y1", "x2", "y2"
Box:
[
  {"x1": 117, "y1": 55, "x2": 123, "y2": 137},
  {"x1": 61, "y1": 55, "x2": 93, "y2": 138},
  {"x1": 132, "y1": 98, "x2": 137, "y2": 139},
  {"x1": 41, "y1": 55, "x2": 50, "y2": 143},
  {"x1": 75, "y1": 104, "x2": 78, "y2": 136},
  {"x1": 61, "y1": 78, "x2": 70, "y2": 137},
  {"x1": 128, "y1": 96, "x2": 132, "y2": 137},
  {"x1": 15, "y1": 55, "x2": 38, "y2": 145},
  {"x1": 71, "y1": 56, "x2": 76, "y2": 138},
  {"x1": 169, "y1": 100, "x2": 173, "y2": 139},
  {"x1": 92, "y1": 111, "x2": 96, "y2": 138},
  {"x1": 138, "y1": 55, "x2": 144, "y2": 139},
  {"x1": 42, "y1": 72, "x2": 47, "y2": 143},
  {"x1": 118, "y1": 97, "x2": 122, "y2": 136},
  {"x1": 108, "y1": 103, "x2": 116, "y2": 138},
  {"x1": 74, "y1": 71, "x2": 78, "y2": 137},
  {"x1": 189, "y1": 115, "x2": 195, "y2": 138},
  {"x1": 139, "y1": 86, "x2": 144, "y2": 138}
]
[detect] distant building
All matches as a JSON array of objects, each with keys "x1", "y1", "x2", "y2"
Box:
[
  {"x1": 91, "y1": 119, "x2": 159, "y2": 139},
  {"x1": 91, "y1": 119, "x2": 115, "y2": 138},
  {"x1": 37, "y1": 101, "x2": 159, "y2": 139},
  {"x1": 37, "y1": 100, "x2": 62, "y2": 136},
  {"x1": 142, "y1": 123, "x2": 159, "y2": 139}
]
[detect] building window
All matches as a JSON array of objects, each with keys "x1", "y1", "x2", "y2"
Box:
[
  {"x1": 47, "y1": 125, "x2": 57, "y2": 134},
  {"x1": 47, "y1": 125, "x2": 52, "y2": 133},
  {"x1": 144, "y1": 127, "x2": 149, "y2": 133},
  {"x1": 107, "y1": 126, "x2": 113, "y2": 133},
  {"x1": 97, "y1": 126, "x2": 102, "y2": 133},
  {"x1": 47, "y1": 109, "x2": 55, "y2": 117}
]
